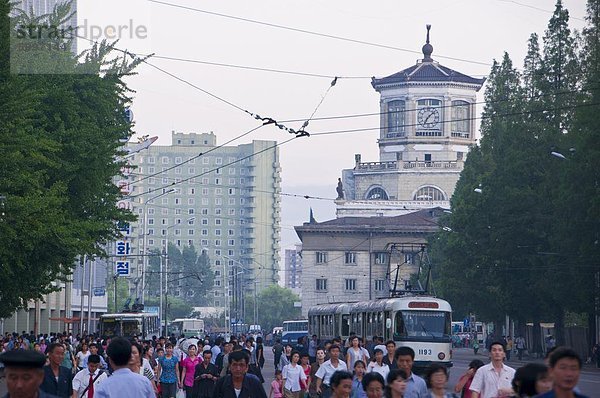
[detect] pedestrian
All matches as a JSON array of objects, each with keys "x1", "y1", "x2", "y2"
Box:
[
  {"x1": 473, "y1": 341, "x2": 480, "y2": 356},
  {"x1": 394, "y1": 347, "x2": 427, "y2": 398},
  {"x1": 72, "y1": 354, "x2": 108, "y2": 398},
  {"x1": 511, "y1": 363, "x2": 552, "y2": 397},
  {"x1": 300, "y1": 353, "x2": 312, "y2": 396},
  {"x1": 385, "y1": 369, "x2": 408, "y2": 398},
  {"x1": 156, "y1": 343, "x2": 181, "y2": 398},
  {"x1": 382, "y1": 341, "x2": 396, "y2": 370},
  {"x1": 129, "y1": 342, "x2": 157, "y2": 395},
  {"x1": 212, "y1": 350, "x2": 268, "y2": 398},
  {"x1": 351, "y1": 360, "x2": 367, "y2": 398},
  {"x1": 0, "y1": 349, "x2": 58, "y2": 398},
  {"x1": 469, "y1": 341, "x2": 515, "y2": 398},
  {"x1": 40, "y1": 343, "x2": 72, "y2": 397},
  {"x1": 346, "y1": 337, "x2": 370, "y2": 369},
  {"x1": 94, "y1": 337, "x2": 155, "y2": 398},
  {"x1": 515, "y1": 336, "x2": 526, "y2": 361},
  {"x1": 592, "y1": 342, "x2": 600, "y2": 369},
  {"x1": 279, "y1": 345, "x2": 293, "y2": 371},
  {"x1": 367, "y1": 348, "x2": 390, "y2": 381},
  {"x1": 315, "y1": 345, "x2": 348, "y2": 398},
  {"x1": 217, "y1": 340, "x2": 233, "y2": 377},
  {"x1": 270, "y1": 369, "x2": 284, "y2": 398},
  {"x1": 75, "y1": 343, "x2": 90, "y2": 371},
  {"x1": 180, "y1": 344, "x2": 200, "y2": 397},
  {"x1": 309, "y1": 348, "x2": 326, "y2": 398},
  {"x1": 256, "y1": 336, "x2": 266, "y2": 370},
  {"x1": 453, "y1": 359, "x2": 484, "y2": 398},
  {"x1": 282, "y1": 350, "x2": 307, "y2": 398},
  {"x1": 273, "y1": 339, "x2": 284, "y2": 369},
  {"x1": 361, "y1": 372, "x2": 385, "y2": 398},
  {"x1": 536, "y1": 347, "x2": 588, "y2": 398},
  {"x1": 81, "y1": 343, "x2": 107, "y2": 370},
  {"x1": 423, "y1": 363, "x2": 457, "y2": 398},
  {"x1": 309, "y1": 335, "x2": 318, "y2": 364},
  {"x1": 330, "y1": 371, "x2": 353, "y2": 398},
  {"x1": 194, "y1": 350, "x2": 219, "y2": 398},
  {"x1": 505, "y1": 337, "x2": 513, "y2": 361}
]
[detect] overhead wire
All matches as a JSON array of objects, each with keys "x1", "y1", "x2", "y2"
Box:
[{"x1": 147, "y1": 0, "x2": 492, "y2": 67}]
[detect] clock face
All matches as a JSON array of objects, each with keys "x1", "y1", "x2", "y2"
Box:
[{"x1": 417, "y1": 107, "x2": 440, "y2": 129}]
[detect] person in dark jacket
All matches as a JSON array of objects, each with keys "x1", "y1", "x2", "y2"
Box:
[
  {"x1": 194, "y1": 350, "x2": 219, "y2": 398},
  {"x1": 0, "y1": 349, "x2": 59, "y2": 398},
  {"x1": 40, "y1": 343, "x2": 72, "y2": 398},
  {"x1": 212, "y1": 350, "x2": 267, "y2": 398}
]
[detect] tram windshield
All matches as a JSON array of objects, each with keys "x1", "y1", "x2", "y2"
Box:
[
  {"x1": 100, "y1": 318, "x2": 141, "y2": 337},
  {"x1": 394, "y1": 311, "x2": 451, "y2": 339}
]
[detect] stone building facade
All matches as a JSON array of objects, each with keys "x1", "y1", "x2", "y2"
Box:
[
  {"x1": 295, "y1": 209, "x2": 442, "y2": 317},
  {"x1": 339, "y1": 27, "x2": 484, "y2": 217}
]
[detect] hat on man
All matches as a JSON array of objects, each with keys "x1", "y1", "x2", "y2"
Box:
[{"x1": 0, "y1": 349, "x2": 46, "y2": 368}]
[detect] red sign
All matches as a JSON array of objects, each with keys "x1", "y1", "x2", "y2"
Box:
[{"x1": 408, "y1": 301, "x2": 439, "y2": 309}]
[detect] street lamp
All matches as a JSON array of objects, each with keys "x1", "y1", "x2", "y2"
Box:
[{"x1": 140, "y1": 189, "x2": 175, "y2": 304}]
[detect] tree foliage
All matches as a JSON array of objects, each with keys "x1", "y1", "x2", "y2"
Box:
[
  {"x1": 0, "y1": 1, "x2": 140, "y2": 317},
  {"x1": 432, "y1": 0, "x2": 599, "y2": 347},
  {"x1": 245, "y1": 285, "x2": 301, "y2": 333},
  {"x1": 146, "y1": 243, "x2": 214, "y2": 306}
]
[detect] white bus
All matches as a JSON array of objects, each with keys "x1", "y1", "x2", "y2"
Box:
[
  {"x1": 308, "y1": 295, "x2": 453, "y2": 370},
  {"x1": 169, "y1": 318, "x2": 205, "y2": 338},
  {"x1": 99, "y1": 313, "x2": 160, "y2": 340}
]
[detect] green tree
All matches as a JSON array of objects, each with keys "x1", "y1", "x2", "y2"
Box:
[
  {"x1": 247, "y1": 285, "x2": 301, "y2": 333},
  {"x1": 146, "y1": 243, "x2": 214, "y2": 306},
  {"x1": 106, "y1": 276, "x2": 130, "y2": 313},
  {"x1": 0, "y1": 1, "x2": 140, "y2": 317},
  {"x1": 145, "y1": 296, "x2": 193, "y2": 321}
]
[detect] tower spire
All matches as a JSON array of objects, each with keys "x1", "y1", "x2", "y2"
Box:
[{"x1": 422, "y1": 24, "x2": 433, "y2": 62}]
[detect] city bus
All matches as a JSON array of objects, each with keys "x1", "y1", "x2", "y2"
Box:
[
  {"x1": 169, "y1": 318, "x2": 205, "y2": 338},
  {"x1": 308, "y1": 295, "x2": 453, "y2": 371},
  {"x1": 281, "y1": 319, "x2": 309, "y2": 347},
  {"x1": 99, "y1": 312, "x2": 160, "y2": 340}
]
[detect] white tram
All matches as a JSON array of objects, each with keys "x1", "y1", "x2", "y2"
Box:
[{"x1": 308, "y1": 296, "x2": 452, "y2": 369}]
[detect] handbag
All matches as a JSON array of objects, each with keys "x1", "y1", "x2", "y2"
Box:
[{"x1": 176, "y1": 389, "x2": 186, "y2": 398}]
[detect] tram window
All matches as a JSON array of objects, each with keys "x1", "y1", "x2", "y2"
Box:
[
  {"x1": 394, "y1": 312, "x2": 407, "y2": 338},
  {"x1": 342, "y1": 315, "x2": 350, "y2": 336}
]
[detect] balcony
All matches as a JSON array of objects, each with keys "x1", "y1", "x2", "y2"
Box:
[{"x1": 355, "y1": 161, "x2": 397, "y2": 170}]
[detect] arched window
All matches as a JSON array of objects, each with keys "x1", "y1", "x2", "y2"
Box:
[
  {"x1": 413, "y1": 186, "x2": 447, "y2": 201},
  {"x1": 451, "y1": 100, "x2": 470, "y2": 138},
  {"x1": 366, "y1": 187, "x2": 389, "y2": 200},
  {"x1": 387, "y1": 100, "x2": 406, "y2": 137}
]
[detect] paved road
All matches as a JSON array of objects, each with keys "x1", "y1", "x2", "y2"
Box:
[{"x1": 2, "y1": 347, "x2": 597, "y2": 396}]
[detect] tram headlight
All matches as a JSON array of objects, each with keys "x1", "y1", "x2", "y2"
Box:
[{"x1": 438, "y1": 352, "x2": 445, "y2": 360}]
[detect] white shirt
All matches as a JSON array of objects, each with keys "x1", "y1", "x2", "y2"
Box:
[
  {"x1": 366, "y1": 361, "x2": 390, "y2": 381},
  {"x1": 95, "y1": 368, "x2": 155, "y2": 398},
  {"x1": 315, "y1": 359, "x2": 348, "y2": 386},
  {"x1": 72, "y1": 368, "x2": 108, "y2": 397},
  {"x1": 76, "y1": 351, "x2": 90, "y2": 367},
  {"x1": 282, "y1": 363, "x2": 307, "y2": 392},
  {"x1": 469, "y1": 362, "x2": 516, "y2": 398}
]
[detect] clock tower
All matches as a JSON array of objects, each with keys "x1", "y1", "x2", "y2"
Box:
[{"x1": 339, "y1": 26, "x2": 485, "y2": 216}]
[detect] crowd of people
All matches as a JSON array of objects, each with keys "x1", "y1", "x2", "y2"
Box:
[{"x1": 0, "y1": 331, "x2": 590, "y2": 398}]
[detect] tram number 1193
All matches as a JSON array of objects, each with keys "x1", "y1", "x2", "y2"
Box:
[{"x1": 418, "y1": 348, "x2": 432, "y2": 356}]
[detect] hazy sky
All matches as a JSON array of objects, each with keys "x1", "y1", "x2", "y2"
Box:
[{"x1": 77, "y1": 0, "x2": 587, "y2": 252}]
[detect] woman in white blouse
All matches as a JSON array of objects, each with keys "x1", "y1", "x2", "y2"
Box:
[
  {"x1": 346, "y1": 337, "x2": 369, "y2": 369},
  {"x1": 282, "y1": 350, "x2": 307, "y2": 398}
]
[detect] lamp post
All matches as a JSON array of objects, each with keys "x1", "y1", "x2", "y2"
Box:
[
  {"x1": 219, "y1": 254, "x2": 252, "y2": 334},
  {"x1": 141, "y1": 189, "x2": 175, "y2": 304}
]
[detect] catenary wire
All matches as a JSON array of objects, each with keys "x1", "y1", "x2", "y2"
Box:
[{"x1": 147, "y1": 0, "x2": 492, "y2": 67}]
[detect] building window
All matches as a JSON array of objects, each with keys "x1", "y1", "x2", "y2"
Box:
[
  {"x1": 188, "y1": 198, "x2": 195, "y2": 205},
  {"x1": 316, "y1": 252, "x2": 327, "y2": 264},
  {"x1": 316, "y1": 279, "x2": 328, "y2": 291},
  {"x1": 451, "y1": 100, "x2": 470, "y2": 138},
  {"x1": 366, "y1": 186, "x2": 389, "y2": 200},
  {"x1": 404, "y1": 253, "x2": 414, "y2": 264},
  {"x1": 216, "y1": 157, "x2": 223, "y2": 165},
  {"x1": 228, "y1": 239, "x2": 235, "y2": 246},
  {"x1": 215, "y1": 239, "x2": 221, "y2": 246},
  {"x1": 214, "y1": 280, "x2": 221, "y2": 287},
  {"x1": 203, "y1": 157, "x2": 209, "y2": 164},
  {"x1": 387, "y1": 100, "x2": 406, "y2": 137},
  {"x1": 202, "y1": 229, "x2": 208, "y2": 236},
  {"x1": 345, "y1": 279, "x2": 357, "y2": 291},
  {"x1": 375, "y1": 280, "x2": 386, "y2": 291},
  {"x1": 161, "y1": 157, "x2": 169, "y2": 164},
  {"x1": 188, "y1": 208, "x2": 195, "y2": 215},
  {"x1": 413, "y1": 186, "x2": 447, "y2": 201},
  {"x1": 188, "y1": 229, "x2": 194, "y2": 235},
  {"x1": 215, "y1": 230, "x2": 221, "y2": 236},
  {"x1": 189, "y1": 168, "x2": 195, "y2": 174},
  {"x1": 374, "y1": 252, "x2": 387, "y2": 265},
  {"x1": 345, "y1": 252, "x2": 357, "y2": 265}
]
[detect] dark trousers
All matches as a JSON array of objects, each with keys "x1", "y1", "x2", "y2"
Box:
[{"x1": 161, "y1": 382, "x2": 177, "y2": 398}]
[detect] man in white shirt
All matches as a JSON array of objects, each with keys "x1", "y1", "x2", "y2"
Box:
[
  {"x1": 315, "y1": 344, "x2": 348, "y2": 398},
  {"x1": 470, "y1": 341, "x2": 516, "y2": 398},
  {"x1": 72, "y1": 354, "x2": 108, "y2": 398}
]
